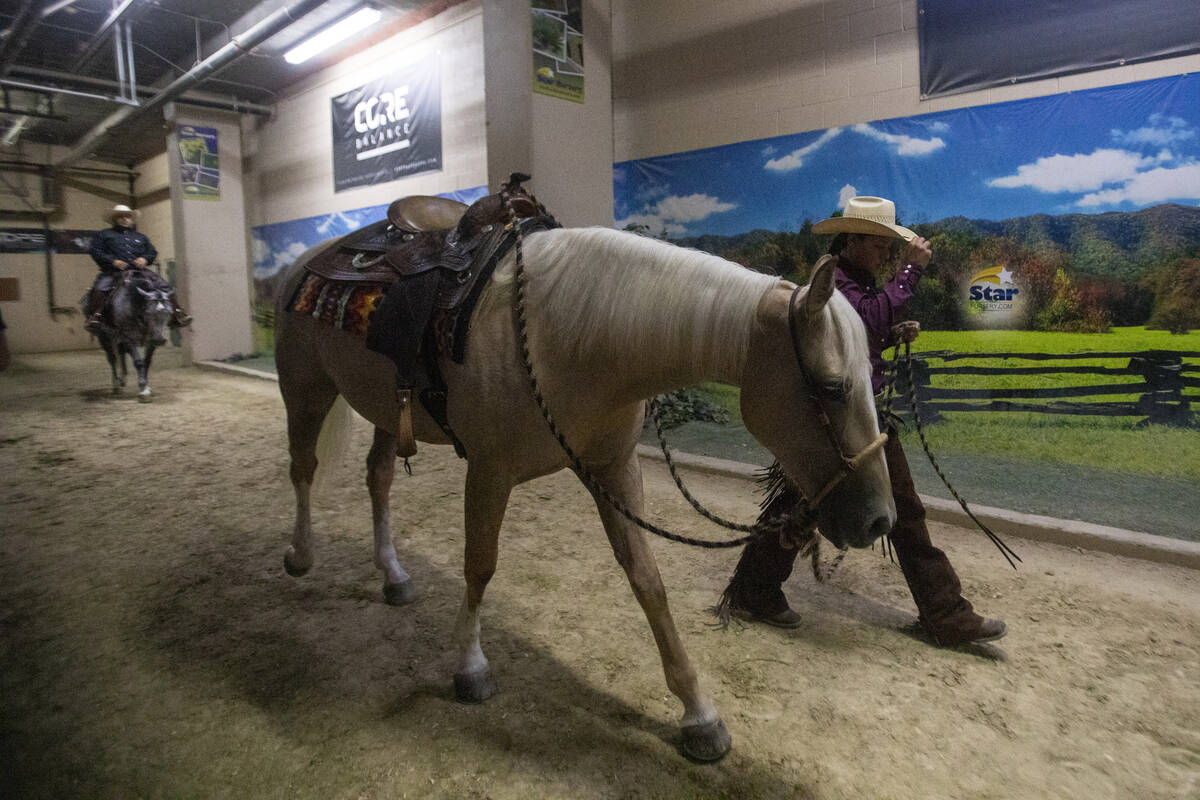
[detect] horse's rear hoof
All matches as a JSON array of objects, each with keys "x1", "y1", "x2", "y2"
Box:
[
  {"x1": 383, "y1": 579, "x2": 417, "y2": 606},
  {"x1": 138, "y1": 392, "x2": 152, "y2": 403},
  {"x1": 454, "y1": 670, "x2": 497, "y2": 704},
  {"x1": 681, "y1": 719, "x2": 732, "y2": 762},
  {"x1": 283, "y1": 550, "x2": 309, "y2": 577}
]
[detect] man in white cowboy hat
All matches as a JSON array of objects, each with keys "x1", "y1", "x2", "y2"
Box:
[
  {"x1": 85, "y1": 204, "x2": 191, "y2": 333},
  {"x1": 719, "y1": 196, "x2": 1006, "y2": 648}
]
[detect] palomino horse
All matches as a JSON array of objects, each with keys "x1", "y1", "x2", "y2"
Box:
[
  {"x1": 274, "y1": 225, "x2": 896, "y2": 761},
  {"x1": 91, "y1": 267, "x2": 174, "y2": 401}
]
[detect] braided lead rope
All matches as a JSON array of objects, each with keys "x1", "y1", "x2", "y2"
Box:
[
  {"x1": 646, "y1": 397, "x2": 819, "y2": 539},
  {"x1": 504, "y1": 191, "x2": 781, "y2": 549},
  {"x1": 897, "y1": 342, "x2": 1022, "y2": 568}
]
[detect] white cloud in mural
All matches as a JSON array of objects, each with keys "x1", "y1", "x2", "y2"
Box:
[
  {"x1": 1077, "y1": 162, "x2": 1200, "y2": 207},
  {"x1": 615, "y1": 193, "x2": 736, "y2": 236},
  {"x1": 316, "y1": 211, "x2": 360, "y2": 236},
  {"x1": 1111, "y1": 114, "x2": 1197, "y2": 147},
  {"x1": 251, "y1": 236, "x2": 271, "y2": 267},
  {"x1": 852, "y1": 123, "x2": 945, "y2": 155},
  {"x1": 272, "y1": 241, "x2": 312, "y2": 271},
  {"x1": 988, "y1": 148, "x2": 1158, "y2": 193},
  {"x1": 654, "y1": 193, "x2": 736, "y2": 222},
  {"x1": 838, "y1": 184, "x2": 859, "y2": 208},
  {"x1": 764, "y1": 128, "x2": 843, "y2": 171}
]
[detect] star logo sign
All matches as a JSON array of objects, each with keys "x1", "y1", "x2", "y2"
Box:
[{"x1": 997, "y1": 267, "x2": 1015, "y2": 285}]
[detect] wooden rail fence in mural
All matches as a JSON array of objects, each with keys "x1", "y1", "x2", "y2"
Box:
[{"x1": 893, "y1": 350, "x2": 1200, "y2": 427}]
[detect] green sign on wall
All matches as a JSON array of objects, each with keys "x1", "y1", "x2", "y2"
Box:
[{"x1": 532, "y1": 0, "x2": 583, "y2": 104}]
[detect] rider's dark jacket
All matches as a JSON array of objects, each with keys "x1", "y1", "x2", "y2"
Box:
[{"x1": 90, "y1": 225, "x2": 157, "y2": 272}]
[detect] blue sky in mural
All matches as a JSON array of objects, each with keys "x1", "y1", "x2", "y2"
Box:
[
  {"x1": 614, "y1": 74, "x2": 1200, "y2": 238},
  {"x1": 251, "y1": 185, "x2": 488, "y2": 280}
]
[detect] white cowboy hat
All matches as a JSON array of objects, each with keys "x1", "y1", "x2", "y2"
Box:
[
  {"x1": 811, "y1": 196, "x2": 916, "y2": 241},
  {"x1": 106, "y1": 204, "x2": 140, "y2": 223}
]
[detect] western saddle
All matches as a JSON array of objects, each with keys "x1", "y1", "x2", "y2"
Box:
[{"x1": 299, "y1": 173, "x2": 557, "y2": 460}]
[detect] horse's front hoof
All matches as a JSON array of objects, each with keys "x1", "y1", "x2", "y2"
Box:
[
  {"x1": 283, "y1": 548, "x2": 310, "y2": 577},
  {"x1": 681, "y1": 719, "x2": 732, "y2": 762},
  {"x1": 138, "y1": 391, "x2": 152, "y2": 403},
  {"x1": 383, "y1": 579, "x2": 417, "y2": 606},
  {"x1": 453, "y1": 670, "x2": 497, "y2": 704}
]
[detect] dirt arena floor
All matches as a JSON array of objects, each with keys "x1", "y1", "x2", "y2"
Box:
[{"x1": 2, "y1": 352, "x2": 1198, "y2": 800}]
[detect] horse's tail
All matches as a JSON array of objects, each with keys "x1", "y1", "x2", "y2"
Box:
[{"x1": 312, "y1": 395, "x2": 356, "y2": 496}]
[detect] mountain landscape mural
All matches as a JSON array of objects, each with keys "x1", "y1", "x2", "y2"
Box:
[{"x1": 615, "y1": 73, "x2": 1200, "y2": 332}]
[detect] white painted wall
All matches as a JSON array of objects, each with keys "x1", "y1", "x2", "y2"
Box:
[
  {"x1": 530, "y1": 0, "x2": 615, "y2": 227},
  {"x1": 244, "y1": 0, "x2": 489, "y2": 229},
  {"x1": 483, "y1": 0, "x2": 614, "y2": 227},
  {"x1": 166, "y1": 107, "x2": 254, "y2": 363},
  {"x1": 611, "y1": 0, "x2": 1200, "y2": 162}
]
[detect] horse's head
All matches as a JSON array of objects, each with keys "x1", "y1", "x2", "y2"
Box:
[
  {"x1": 740, "y1": 256, "x2": 896, "y2": 549},
  {"x1": 135, "y1": 285, "x2": 174, "y2": 344}
]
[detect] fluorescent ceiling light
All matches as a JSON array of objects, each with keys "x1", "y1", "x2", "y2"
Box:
[{"x1": 284, "y1": 7, "x2": 382, "y2": 65}]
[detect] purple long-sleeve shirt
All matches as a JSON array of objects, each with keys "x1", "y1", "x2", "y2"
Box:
[{"x1": 833, "y1": 254, "x2": 924, "y2": 393}]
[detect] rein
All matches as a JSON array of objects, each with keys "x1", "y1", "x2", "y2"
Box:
[
  {"x1": 502, "y1": 191, "x2": 881, "y2": 550},
  {"x1": 892, "y1": 342, "x2": 1022, "y2": 568}
]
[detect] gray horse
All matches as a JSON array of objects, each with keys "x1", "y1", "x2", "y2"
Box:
[{"x1": 91, "y1": 268, "x2": 174, "y2": 401}]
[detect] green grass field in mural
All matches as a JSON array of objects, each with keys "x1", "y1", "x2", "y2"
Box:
[{"x1": 692, "y1": 327, "x2": 1200, "y2": 480}]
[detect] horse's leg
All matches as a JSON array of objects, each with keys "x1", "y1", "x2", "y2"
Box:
[
  {"x1": 134, "y1": 344, "x2": 152, "y2": 401},
  {"x1": 117, "y1": 343, "x2": 128, "y2": 390},
  {"x1": 281, "y1": 384, "x2": 339, "y2": 578},
  {"x1": 588, "y1": 455, "x2": 731, "y2": 762},
  {"x1": 366, "y1": 426, "x2": 416, "y2": 605},
  {"x1": 101, "y1": 337, "x2": 121, "y2": 394},
  {"x1": 452, "y1": 463, "x2": 511, "y2": 703}
]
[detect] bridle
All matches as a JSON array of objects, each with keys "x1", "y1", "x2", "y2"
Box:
[
  {"x1": 782, "y1": 282, "x2": 888, "y2": 510},
  {"x1": 504, "y1": 186, "x2": 888, "y2": 549}
]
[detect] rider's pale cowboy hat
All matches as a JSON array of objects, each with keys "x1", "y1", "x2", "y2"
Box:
[
  {"x1": 812, "y1": 196, "x2": 916, "y2": 242},
  {"x1": 106, "y1": 204, "x2": 140, "y2": 223}
]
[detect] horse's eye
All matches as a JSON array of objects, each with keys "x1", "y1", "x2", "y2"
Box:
[{"x1": 817, "y1": 382, "x2": 846, "y2": 402}]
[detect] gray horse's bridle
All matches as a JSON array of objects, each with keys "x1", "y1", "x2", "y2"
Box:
[{"x1": 784, "y1": 283, "x2": 888, "y2": 510}]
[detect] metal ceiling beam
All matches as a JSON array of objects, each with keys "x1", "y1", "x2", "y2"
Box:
[
  {"x1": 0, "y1": 0, "x2": 42, "y2": 78},
  {"x1": 55, "y1": 0, "x2": 330, "y2": 170},
  {"x1": 9, "y1": 65, "x2": 273, "y2": 115},
  {"x1": 41, "y1": 1, "x2": 81, "y2": 19},
  {"x1": 69, "y1": 0, "x2": 139, "y2": 74}
]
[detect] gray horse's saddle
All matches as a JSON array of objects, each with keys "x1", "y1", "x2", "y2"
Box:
[{"x1": 299, "y1": 174, "x2": 556, "y2": 460}]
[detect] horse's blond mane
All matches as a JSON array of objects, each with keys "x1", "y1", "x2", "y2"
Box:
[{"x1": 486, "y1": 227, "x2": 779, "y2": 385}]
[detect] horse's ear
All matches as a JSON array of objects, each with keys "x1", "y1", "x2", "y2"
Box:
[{"x1": 805, "y1": 254, "x2": 837, "y2": 317}]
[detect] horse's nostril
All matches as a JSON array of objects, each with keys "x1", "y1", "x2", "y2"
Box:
[{"x1": 868, "y1": 514, "x2": 892, "y2": 542}]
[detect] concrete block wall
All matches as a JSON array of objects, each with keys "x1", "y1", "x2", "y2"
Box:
[
  {"x1": 612, "y1": 0, "x2": 1200, "y2": 162},
  {"x1": 244, "y1": 1, "x2": 488, "y2": 229}
]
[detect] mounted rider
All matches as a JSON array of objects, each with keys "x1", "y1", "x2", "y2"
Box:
[{"x1": 84, "y1": 204, "x2": 192, "y2": 334}]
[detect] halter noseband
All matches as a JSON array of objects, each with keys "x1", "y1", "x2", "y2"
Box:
[{"x1": 785, "y1": 284, "x2": 888, "y2": 509}]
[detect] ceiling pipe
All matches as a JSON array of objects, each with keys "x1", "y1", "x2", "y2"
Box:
[
  {"x1": 0, "y1": 0, "x2": 41, "y2": 78},
  {"x1": 9, "y1": 65, "x2": 273, "y2": 115},
  {"x1": 54, "y1": 0, "x2": 329, "y2": 171},
  {"x1": 69, "y1": 0, "x2": 138, "y2": 74},
  {"x1": 41, "y1": 1, "x2": 80, "y2": 19}
]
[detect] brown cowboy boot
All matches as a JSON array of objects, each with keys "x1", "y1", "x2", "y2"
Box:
[
  {"x1": 84, "y1": 287, "x2": 108, "y2": 333},
  {"x1": 169, "y1": 300, "x2": 192, "y2": 328}
]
